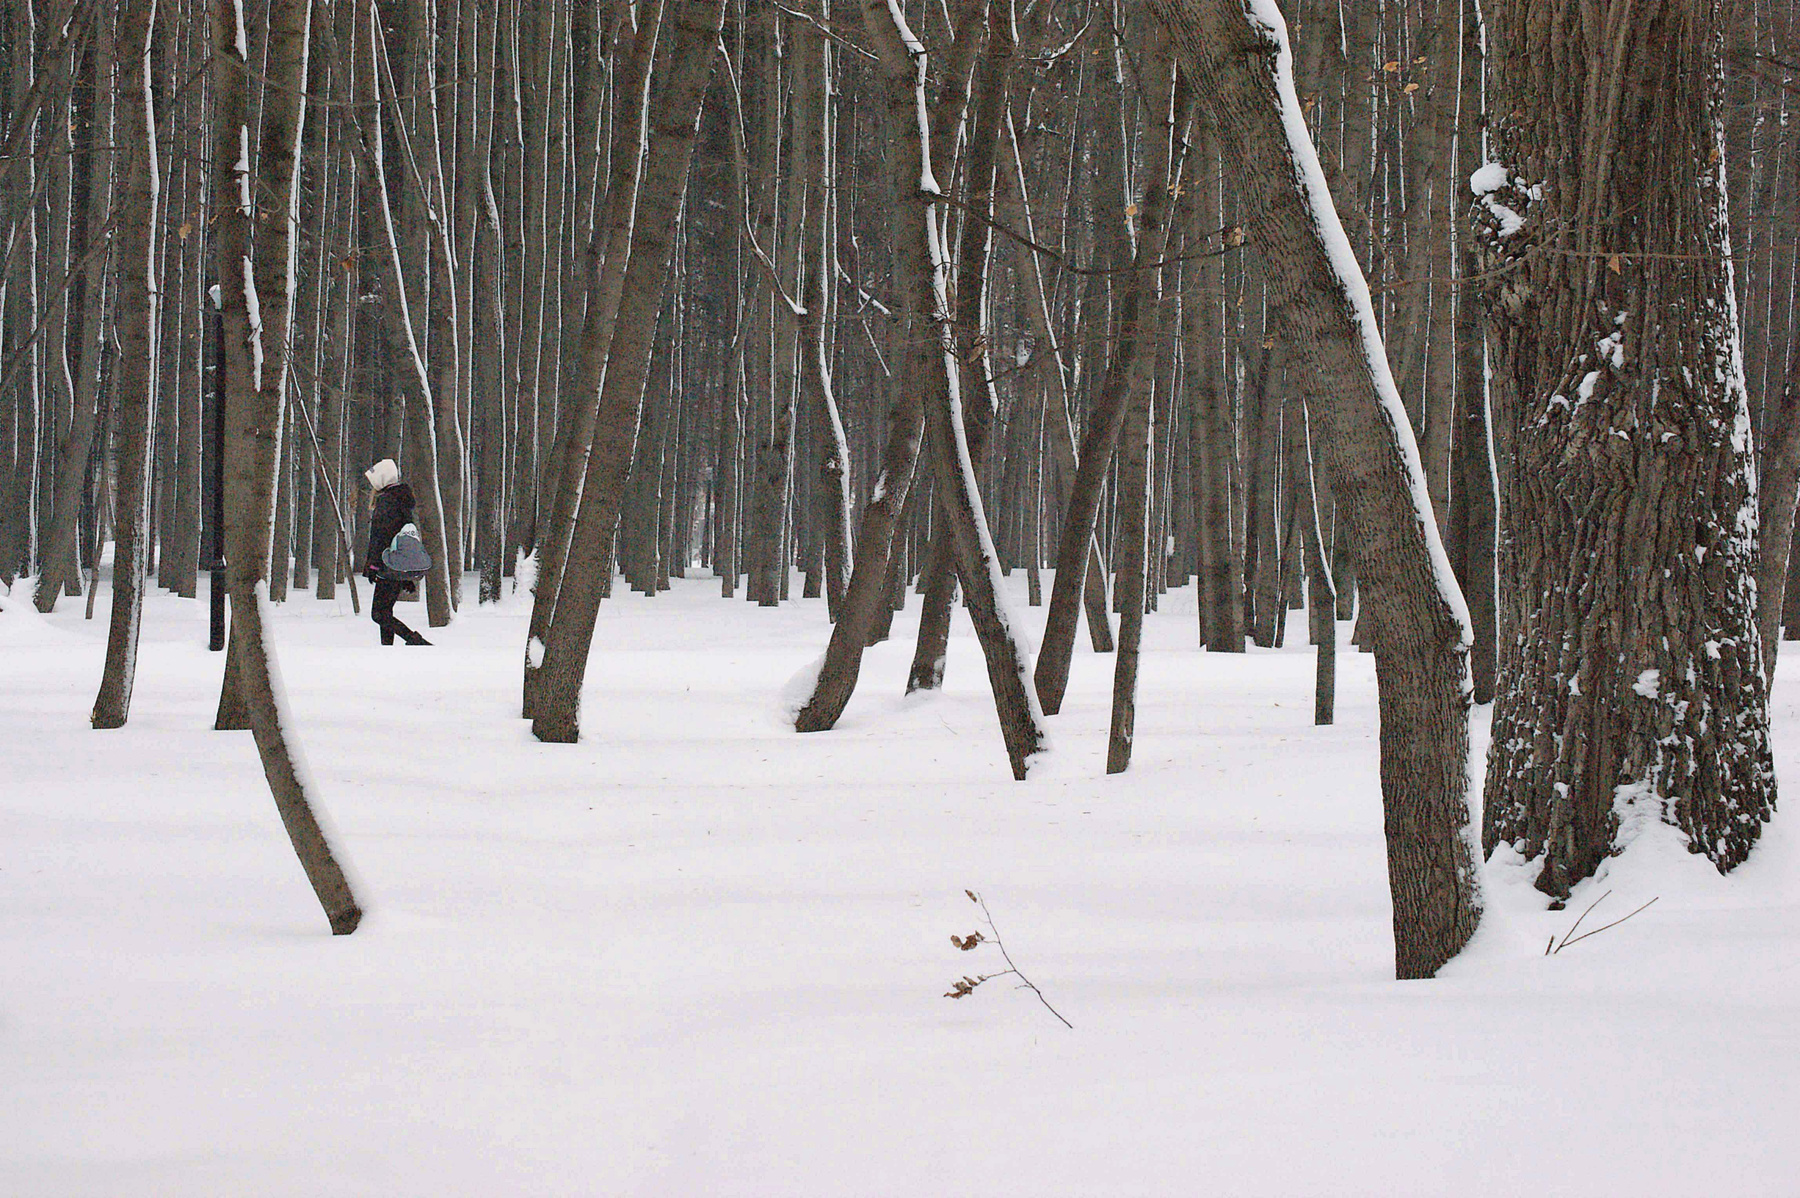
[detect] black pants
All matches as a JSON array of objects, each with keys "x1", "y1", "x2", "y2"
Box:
[{"x1": 371, "y1": 579, "x2": 423, "y2": 645}]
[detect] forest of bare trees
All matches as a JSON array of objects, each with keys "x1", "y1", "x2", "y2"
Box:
[{"x1": 0, "y1": 0, "x2": 1789, "y2": 973}]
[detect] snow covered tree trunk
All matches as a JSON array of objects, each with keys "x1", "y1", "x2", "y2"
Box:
[
  {"x1": 92, "y1": 0, "x2": 160, "y2": 730},
  {"x1": 906, "y1": 0, "x2": 1011, "y2": 696},
  {"x1": 1478, "y1": 0, "x2": 1775, "y2": 898},
  {"x1": 1150, "y1": 0, "x2": 1482, "y2": 978},
  {"x1": 1447, "y1": 0, "x2": 1496, "y2": 703},
  {"x1": 212, "y1": 0, "x2": 362, "y2": 934},
  {"x1": 855, "y1": 0, "x2": 1045, "y2": 779},
  {"x1": 795, "y1": 5, "x2": 851, "y2": 622}
]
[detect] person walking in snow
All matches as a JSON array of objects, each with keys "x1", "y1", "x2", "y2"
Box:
[{"x1": 363, "y1": 458, "x2": 432, "y2": 646}]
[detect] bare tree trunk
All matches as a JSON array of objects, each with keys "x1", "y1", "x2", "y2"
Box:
[
  {"x1": 1756, "y1": 384, "x2": 1800, "y2": 677},
  {"x1": 469, "y1": 0, "x2": 509, "y2": 604},
  {"x1": 520, "y1": 0, "x2": 661, "y2": 715},
  {"x1": 1109, "y1": 43, "x2": 1188, "y2": 773},
  {"x1": 1151, "y1": 0, "x2": 1483, "y2": 979},
  {"x1": 1033, "y1": 28, "x2": 1189, "y2": 718},
  {"x1": 1448, "y1": 0, "x2": 1496, "y2": 702},
  {"x1": 36, "y1": 4, "x2": 116, "y2": 612},
  {"x1": 212, "y1": 0, "x2": 362, "y2": 934},
  {"x1": 996, "y1": 106, "x2": 1113, "y2": 651},
  {"x1": 1186, "y1": 125, "x2": 1244, "y2": 651},
  {"x1": 91, "y1": 0, "x2": 160, "y2": 730},
  {"x1": 339, "y1": 0, "x2": 454, "y2": 627},
  {"x1": 906, "y1": 0, "x2": 1013, "y2": 695},
  {"x1": 799, "y1": 5, "x2": 851, "y2": 620},
  {"x1": 530, "y1": 0, "x2": 726, "y2": 744},
  {"x1": 853, "y1": 2, "x2": 1045, "y2": 778},
  {"x1": 1293, "y1": 399, "x2": 1337, "y2": 724}
]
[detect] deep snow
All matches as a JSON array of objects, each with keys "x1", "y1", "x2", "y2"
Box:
[{"x1": 2, "y1": 571, "x2": 1794, "y2": 1196}]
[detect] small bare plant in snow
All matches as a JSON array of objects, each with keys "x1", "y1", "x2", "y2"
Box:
[
  {"x1": 1545, "y1": 890, "x2": 1660, "y2": 955},
  {"x1": 943, "y1": 890, "x2": 1072, "y2": 1028}
]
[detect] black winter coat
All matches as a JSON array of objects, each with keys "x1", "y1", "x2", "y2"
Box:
[{"x1": 365, "y1": 483, "x2": 418, "y2": 576}]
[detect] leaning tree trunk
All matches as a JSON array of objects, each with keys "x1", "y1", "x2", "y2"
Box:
[
  {"x1": 1107, "y1": 47, "x2": 1190, "y2": 774},
  {"x1": 529, "y1": 0, "x2": 727, "y2": 744},
  {"x1": 1477, "y1": 0, "x2": 1775, "y2": 899},
  {"x1": 905, "y1": 0, "x2": 1012, "y2": 696},
  {"x1": 91, "y1": 0, "x2": 159, "y2": 730},
  {"x1": 860, "y1": 2, "x2": 1046, "y2": 778},
  {"x1": 519, "y1": 1, "x2": 662, "y2": 718},
  {"x1": 1032, "y1": 29, "x2": 1190, "y2": 718},
  {"x1": 1149, "y1": 0, "x2": 1483, "y2": 980},
  {"x1": 212, "y1": 0, "x2": 362, "y2": 934}
]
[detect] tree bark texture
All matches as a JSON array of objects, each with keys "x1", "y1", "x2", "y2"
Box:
[{"x1": 1478, "y1": 0, "x2": 1776, "y2": 897}]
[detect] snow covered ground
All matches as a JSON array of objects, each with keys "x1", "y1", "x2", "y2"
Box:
[{"x1": 2, "y1": 571, "x2": 1794, "y2": 1196}]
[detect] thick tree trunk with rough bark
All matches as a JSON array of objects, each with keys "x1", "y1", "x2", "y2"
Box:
[
  {"x1": 1478, "y1": 0, "x2": 1775, "y2": 898},
  {"x1": 1150, "y1": 0, "x2": 1482, "y2": 979}
]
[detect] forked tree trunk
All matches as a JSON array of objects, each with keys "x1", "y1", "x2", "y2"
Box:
[
  {"x1": 1478, "y1": 0, "x2": 1775, "y2": 898},
  {"x1": 906, "y1": 0, "x2": 1012, "y2": 695},
  {"x1": 91, "y1": 0, "x2": 159, "y2": 730},
  {"x1": 1150, "y1": 0, "x2": 1482, "y2": 979},
  {"x1": 1032, "y1": 30, "x2": 1190, "y2": 718},
  {"x1": 212, "y1": 0, "x2": 362, "y2": 935},
  {"x1": 860, "y1": 1, "x2": 1046, "y2": 779},
  {"x1": 520, "y1": 1, "x2": 662, "y2": 717},
  {"x1": 529, "y1": 0, "x2": 726, "y2": 744}
]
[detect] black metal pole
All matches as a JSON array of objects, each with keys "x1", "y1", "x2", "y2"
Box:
[{"x1": 208, "y1": 284, "x2": 226, "y2": 651}]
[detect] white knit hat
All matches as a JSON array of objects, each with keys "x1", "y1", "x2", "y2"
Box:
[{"x1": 364, "y1": 458, "x2": 400, "y2": 491}]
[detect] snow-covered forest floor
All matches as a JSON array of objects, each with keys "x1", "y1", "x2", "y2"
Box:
[{"x1": 2, "y1": 571, "x2": 1794, "y2": 1196}]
